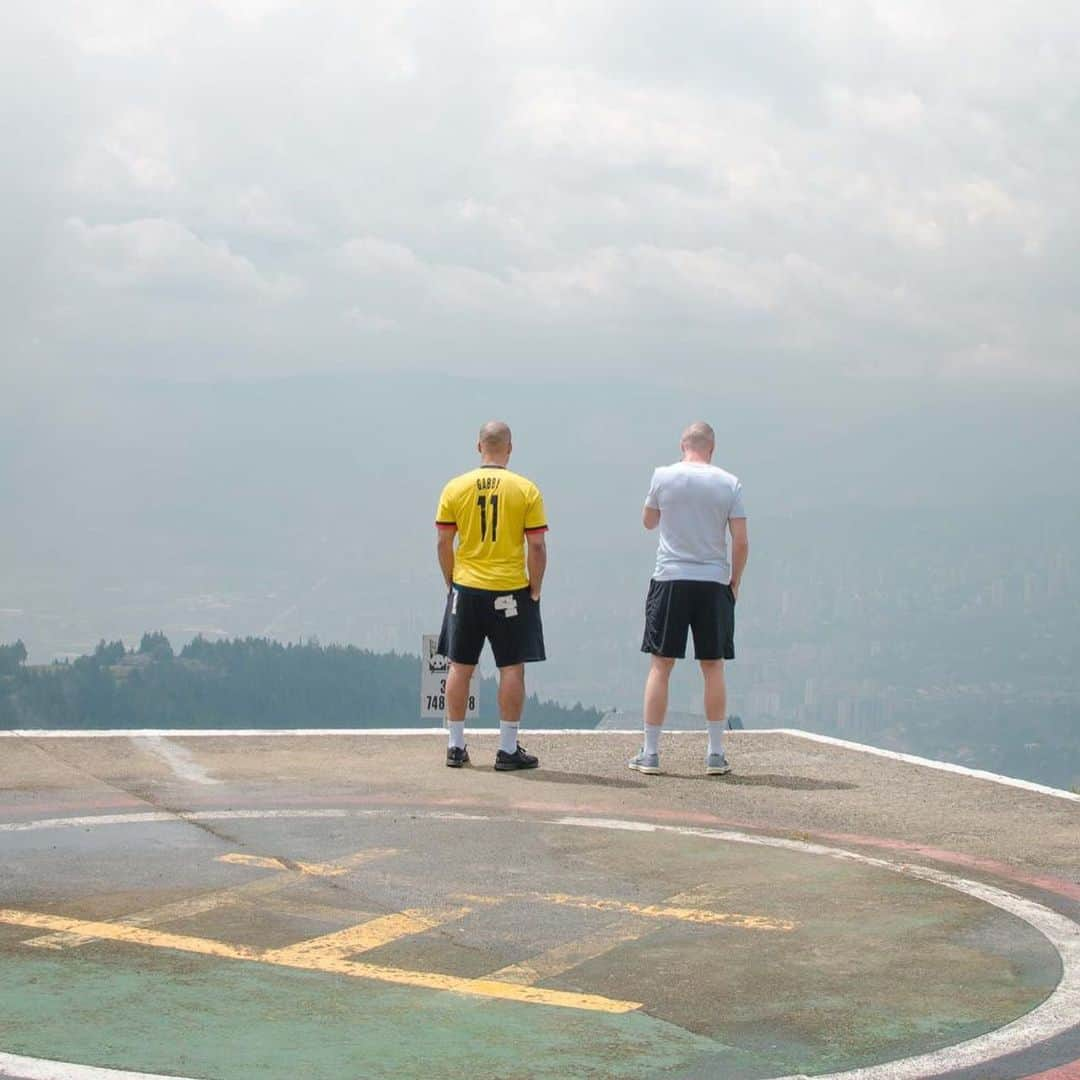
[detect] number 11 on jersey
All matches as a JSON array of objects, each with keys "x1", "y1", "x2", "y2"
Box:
[{"x1": 477, "y1": 494, "x2": 499, "y2": 542}]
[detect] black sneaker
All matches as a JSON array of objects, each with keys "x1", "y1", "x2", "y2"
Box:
[
  {"x1": 494, "y1": 744, "x2": 539, "y2": 771},
  {"x1": 446, "y1": 745, "x2": 470, "y2": 768}
]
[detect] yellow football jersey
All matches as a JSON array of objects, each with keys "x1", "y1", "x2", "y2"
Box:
[{"x1": 435, "y1": 467, "x2": 548, "y2": 591}]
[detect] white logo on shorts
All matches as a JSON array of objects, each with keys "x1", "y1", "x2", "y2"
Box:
[{"x1": 494, "y1": 594, "x2": 518, "y2": 619}]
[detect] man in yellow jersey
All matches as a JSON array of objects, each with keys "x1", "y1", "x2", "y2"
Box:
[{"x1": 435, "y1": 421, "x2": 548, "y2": 770}]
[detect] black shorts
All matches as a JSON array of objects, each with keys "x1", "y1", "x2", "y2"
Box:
[
  {"x1": 438, "y1": 584, "x2": 546, "y2": 668},
  {"x1": 641, "y1": 579, "x2": 735, "y2": 661}
]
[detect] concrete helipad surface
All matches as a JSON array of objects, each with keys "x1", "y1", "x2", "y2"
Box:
[{"x1": 0, "y1": 730, "x2": 1077, "y2": 1080}]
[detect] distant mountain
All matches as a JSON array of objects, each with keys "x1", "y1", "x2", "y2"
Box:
[{"x1": 0, "y1": 635, "x2": 600, "y2": 731}]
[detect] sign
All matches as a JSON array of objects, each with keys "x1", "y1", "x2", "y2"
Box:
[{"x1": 421, "y1": 634, "x2": 478, "y2": 720}]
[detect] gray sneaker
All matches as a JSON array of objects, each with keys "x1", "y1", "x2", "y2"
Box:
[
  {"x1": 628, "y1": 749, "x2": 661, "y2": 774},
  {"x1": 706, "y1": 751, "x2": 731, "y2": 775}
]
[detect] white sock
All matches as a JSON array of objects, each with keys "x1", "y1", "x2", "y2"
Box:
[
  {"x1": 499, "y1": 723, "x2": 518, "y2": 754},
  {"x1": 644, "y1": 725, "x2": 661, "y2": 756},
  {"x1": 707, "y1": 721, "x2": 724, "y2": 756},
  {"x1": 447, "y1": 721, "x2": 465, "y2": 750}
]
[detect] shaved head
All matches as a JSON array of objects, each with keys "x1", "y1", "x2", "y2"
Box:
[
  {"x1": 478, "y1": 420, "x2": 512, "y2": 450},
  {"x1": 681, "y1": 421, "x2": 715, "y2": 455}
]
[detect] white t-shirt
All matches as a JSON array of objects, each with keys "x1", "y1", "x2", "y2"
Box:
[{"x1": 645, "y1": 461, "x2": 746, "y2": 583}]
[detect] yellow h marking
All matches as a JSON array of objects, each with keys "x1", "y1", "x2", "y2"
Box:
[
  {"x1": 488, "y1": 885, "x2": 795, "y2": 986},
  {"x1": 263, "y1": 907, "x2": 471, "y2": 964},
  {"x1": 534, "y1": 893, "x2": 795, "y2": 931},
  {"x1": 1, "y1": 908, "x2": 260, "y2": 962},
  {"x1": 216, "y1": 853, "x2": 350, "y2": 877},
  {"x1": 21, "y1": 847, "x2": 398, "y2": 951},
  {"x1": 490, "y1": 920, "x2": 649, "y2": 986},
  {"x1": 0, "y1": 907, "x2": 641, "y2": 1014}
]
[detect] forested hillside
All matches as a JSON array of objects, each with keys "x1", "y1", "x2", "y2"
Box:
[{"x1": 0, "y1": 636, "x2": 600, "y2": 730}]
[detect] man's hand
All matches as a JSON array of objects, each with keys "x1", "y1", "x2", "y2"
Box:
[
  {"x1": 530, "y1": 587, "x2": 541, "y2": 602},
  {"x1": 730, "y1": 580, "x2": 740, "y2": 601}
]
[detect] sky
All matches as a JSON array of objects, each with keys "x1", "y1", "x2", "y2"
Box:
[{"x1": 3, "y1": 0, "x2": 1079, "y2": 388}]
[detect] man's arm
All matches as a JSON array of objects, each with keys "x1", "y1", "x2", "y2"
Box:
[
  {"x1": 729, "y1": 517, "x2": 748, "y2": 598},
  {"x1": 436, "y1": 528, "x2": 456, "y2": 590},
  {"x1": 526, "y1": 531, "x2": 547, "y2": 601},
  {"x1": 643, "y1": 468, "x2": 661, "y2": 529}
]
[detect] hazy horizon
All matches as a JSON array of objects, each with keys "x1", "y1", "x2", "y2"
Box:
[{"x1": 2, "y1": 3, "x2": 1079, "y2": 785}]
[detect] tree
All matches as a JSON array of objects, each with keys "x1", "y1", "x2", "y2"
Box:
[
  {"x1": 139, "y1": 632, "x2": 174, "y2": 661},
  {"x1": 0, "y1": 640, "x2": 28, "y2": 676},
  {"x1": 92, "y1": 640, "x2": 126, "y2": 666},
  {"x1": 2, "y1": 633, "x2": 604, "y2": 731}
]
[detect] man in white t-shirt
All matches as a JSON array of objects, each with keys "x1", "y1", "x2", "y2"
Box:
[{"x1": 629, "y1": 421, "x2": 749, "y2": 776}]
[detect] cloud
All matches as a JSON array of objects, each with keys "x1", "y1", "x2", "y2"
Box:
[
  {"x1": 4, "y1": 1, "x2": 1079, "y2": 383},
  {"x1": 342, "y1": 236, "x2": 423, "y2": 277},
  {"x1": 62, "y1": 217, "x2": 300, "y2": 300},
  {"x1": 71, "y1": 107, "x2": 178, "y2": 198},
  {"x1": 343, "y1": 307, "x2": 398, "y2": 334}
]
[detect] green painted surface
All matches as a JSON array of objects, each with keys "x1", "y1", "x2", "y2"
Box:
[
  {"x1": 0, "y1": 819, "x2": 1063, "y2": 1078},
  {"x1": 0, "y1": 947, "x2": 784, "y2": 1080}
]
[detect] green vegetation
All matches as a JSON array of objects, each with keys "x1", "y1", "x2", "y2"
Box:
[
  {"x1": 0, "y1": 636, "x2": 600, "y2": 731},
  {"x1": 0, "y1": 640, "x2": 27, "y2": 676}
]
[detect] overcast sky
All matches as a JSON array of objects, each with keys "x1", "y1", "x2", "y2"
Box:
[{"x1": 3, "y1": 1, "x2": 1079, "y2": 387}]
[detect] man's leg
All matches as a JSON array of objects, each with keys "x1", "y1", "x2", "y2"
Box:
[
  {"x1": 644, "y1": 655, "x2": 676, "y2": 730},
  {"x1": 493, "y1": 664, "x2": 538, "y2": 769},
  {"x1": 701, "y1": 659, "x2": 731, "y2": 773},
  {"x1": 489, "y1": 585, "x2": 544, "y2": 770},
  {"x1": 701, "y1": 658, "x2": 726, "y2": 749},
  {"x1": 691, "y1": 581, "x2": 734, "y2": 773},
  {"x1": 701, "y1": 658, "x2": 726, "y2": 723},
  {"x1": 635, "y1": 579, "x2": 688, "y2": 772},
  {"x1": 497, "y1": 663, "x2": 525, "y2": 729},
  {"x1": 631, "y1": 655, "x2": 675, "y2": 772},
  {"x1": 446, "y1": 662, "x2": 475, "y2": 753},
  {"x1": 439, "y1": 584, "x2": 483, "y2": 765}
]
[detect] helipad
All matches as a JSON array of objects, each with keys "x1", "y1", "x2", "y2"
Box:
[{"x1": 1, "y1": 730, "x2": 1077, "y2": 1080}]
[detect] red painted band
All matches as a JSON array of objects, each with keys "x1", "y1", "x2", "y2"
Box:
[{"x1": 1021, "y1": 1062, "x2": 1080, "y2": 1079}]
